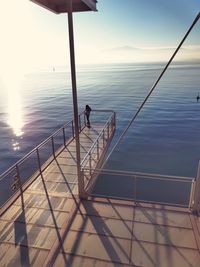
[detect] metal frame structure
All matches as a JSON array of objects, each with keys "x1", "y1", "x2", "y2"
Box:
[
  {"x1": 30, "y1": 0, "x2": 97, "y2": 198},
  {"x1": 0, "y1": 110, "x2": 115, "y2": 214},
  {"x1": 28, "y1": 1, "x2": 200, "y2": 215},
  {"x1": 193, "y1": 161, "x2": 200, "y2": 215},
  {"x1": 85, "y1": 168, "x2": 195, "y2": 208},
  {"x1": 30, "y1": 0, "x2": 97, "y2": 13}
]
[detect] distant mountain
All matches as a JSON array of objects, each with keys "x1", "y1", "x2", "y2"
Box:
[{"x1": 103, "y1": 46, "x2": 141, "y2": 52}]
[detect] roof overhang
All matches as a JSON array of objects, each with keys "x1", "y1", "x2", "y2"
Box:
[{"x1": 30, "y1": 0, "x2": 97, "y2": 14}]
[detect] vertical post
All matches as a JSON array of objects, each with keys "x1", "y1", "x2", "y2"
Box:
[
  {"x1": 68, "y1": 2, "x2": 84, "y2": 198},
  {"x1": 80, "y1": 169, "x2": 85, "y2": 193},
  {"x1": 89, "y1": 152, "x2": 92, "y2": 177},
  {"x1": 103, "y1": 129, "x2": 105, "y2": 148},
  {"x1": 51, "y1": 136, "x2": 55, "y2": 158},
  {"x1": 112, "y1": 112, "x2": 116, "y2": 131},
  {"x1": 189, "y1": 179, "x2": 195, "y2": 210},
  {"x1": 15, "y1": 164, "x2": 21, "y2": 190},
  {"x1": 111, "y1": 116, "x2": 113, "y2": 132},
  {"x1": 15, "y1": 164, "x2": 23, "y2": 199},
  {"x1": 134, "y1": 175, "x2": 137, "y2": 202},
  {"x1": 63, "y1": 127, "x2": 66, "y2": 147},
  {"x1": 79, "y1": 115, "x2": 81, "y2": 132},
  {"x1": 107, "y1": 123, "x2": 110, "y2": 139},
  {"x1": 193, "y1": 161, "x2": 200, "y2": 215},
  {"x1": 72, "y1": 120, "x2": 75, "y2": 138},
  {"x1": 97, "y1": 139, "x2": 99, "y2": 160},
  {"x1": 36, "y1": 148, "x2": 42, "y2": 174},
  {"x1": 84, "y1": 112, "x2": 86, "y2": 126},
  {"x1": 113, "y1": 112, "x2": 116, "y2": 127}
]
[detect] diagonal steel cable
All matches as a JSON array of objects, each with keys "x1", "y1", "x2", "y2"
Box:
[{"x1": 105, "y1": 12, "x2": 200, "y2": 163}]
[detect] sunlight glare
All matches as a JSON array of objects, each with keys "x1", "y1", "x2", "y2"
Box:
[
  {"x1": 0, "y1": 0, "x2": 31, "y2": 74},
  {"x1": 5, "y1": 71, "x2": 25, "y2": 138},
  {"x1": 0, "y1": 1, "x2": 29, "y2": 140}
]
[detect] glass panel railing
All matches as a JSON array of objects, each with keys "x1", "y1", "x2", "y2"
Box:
[{"x1": 87, "y1": 169, "x2": 194, "y2": 208}]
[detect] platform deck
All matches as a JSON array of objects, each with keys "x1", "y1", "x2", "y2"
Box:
[{"x1": 0, "y1": 123, "x2": 200, "y2": 267}]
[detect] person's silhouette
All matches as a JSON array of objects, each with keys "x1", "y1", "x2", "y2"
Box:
[
  {"x1": 85, "y1": 105, "x2": 92, "y2": 127},
  {"x1": 197, "y1": 93, "x2": 199, "y2": 102}
]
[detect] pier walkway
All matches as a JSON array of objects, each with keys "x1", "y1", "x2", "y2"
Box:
[
  {"x1": 0, "y1": 110, "x2": 116, "y2": 266},
  {"x1": 0, "y1": 110, "x2": 200, "y2": 267}
]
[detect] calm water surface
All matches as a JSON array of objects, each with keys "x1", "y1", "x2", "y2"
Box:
[{"x1": 0, "y1": 62, "x2": 200, "y2": 179}]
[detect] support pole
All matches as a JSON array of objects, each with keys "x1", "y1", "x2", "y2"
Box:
[
  {"x1": 68, "y1": 1, "x2": 84, "y2": 198},
  {"x1": 193, "y1": 161, "x2": 200, "y2": 215}
]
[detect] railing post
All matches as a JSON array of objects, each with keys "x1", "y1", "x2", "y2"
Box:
[
  {"x1": 103, "y1": 129, "x2": 105, "y2": 148},
  {"x1": 51, "y1": 136, "x2": 55, "y2": 158},
  {"x1": 97, "y1": 140, "x2": 99, "y2": 160},
  {"x1": 134, "y1": 175, "x2": 137, "y2": 202},
  {"x1": 63, "y1": 127, "x2": 66, "y2": 147},
  {"x1": 89, "y1": 152, "x2": 92, "y2": 177},
  {"x1": 79, "y1": 115, "x2": 81, "y2": 132},
  {"x1": 112, "y1": 112, "x2": 116, "y2": 132},
  {"x1": 113, "y1": 112, "x2": 116, "y2": 128},
  {"x1": 189, "y1": 179, "x2": 195, "y2": 210},
  {"x1": 15, "y1": 164, "x2": 26, "y2": 216},
  {"x1": 72, "y1": 120, "x2": 75, "y2": 138},
  {"x1": 107, "y1": 123, "x2": 110, "y2": 139},
  {"x1": 192, "y1": 161, "x2": 200, "y2": 215},
  {"x1": 15, "y1": 164, "x2": 21, "y2": 184},
  {"x1": 111, "y1": 115, "x2": 113, "y2": 132},
  {"x1": 84, "y1": 113, "x2": 86, "y2": 126},
  {"x1": 36, "y1": 148, "x2": 42, "y2": 174},
  {"x1": 11, "y1": 164, "x2": 22, "y2": 192}
]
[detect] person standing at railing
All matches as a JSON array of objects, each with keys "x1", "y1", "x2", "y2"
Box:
[{"x1": 85, "y1": 105, "x2": 92, "y2": 128}]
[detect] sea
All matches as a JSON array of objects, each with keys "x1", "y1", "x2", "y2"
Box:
[{"x1": 0, "y1": 61, "x2": 200, "y2": 204}]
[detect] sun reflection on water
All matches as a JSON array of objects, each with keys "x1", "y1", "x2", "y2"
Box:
[
  {"x1": 0, "y1": 1, "x2": 32, "y2": 151},
  {"x1": 7, "y1": 87, "x2": 24, "y2": 137},
  {"x1": 2, "y1": 71, "x2": 25, "y2": 150}
]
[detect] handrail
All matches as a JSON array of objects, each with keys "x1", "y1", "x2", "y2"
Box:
[
  {"x1": 92, "y1": 109, "x2": 115, "y2": 113},
  {"x1": 0, "y1": 122, "x2": 71, "y2": 181},
  {"x1": 81, "y1": 167, "x2": 195, "y2": 208},
  {"x1": 85, "y1": 168, "x2": 194, "y2": 181},
  {"x1": 0, "y1": 109, "x2": 115, "y2": 210},
  {"x1": 0, "y1": 109, "x2": 115, "y2": 197},
  {"x1": 192, "y1": 160, "x2": 200, "y2": 215},
  {"x1": 81, "y1": 111, "x2": 114, "y2": 168},
  {"x1": 0, "y1": 110, "x2": 86, "y2": 181}
]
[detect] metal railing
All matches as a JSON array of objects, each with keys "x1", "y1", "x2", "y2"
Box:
[
  {"x1": 80, "y1": 111, "x2": 116, "y2": 193},
  {"x1": 192, "y1": 161, "x2": 200, "y2": 215},
  {"x1": 80, "y1": 168, "x2": 195, "y2": 209},
  {"x1": 3, "y1": 106, "x2": 199, "y2": 213},
  {"x1": 0, "y1": 110, "x2": 108, "y2": 210}
]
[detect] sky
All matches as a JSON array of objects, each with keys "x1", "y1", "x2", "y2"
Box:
[{"x1": 0, "y1": 0, "x2": 200, "y2": 72}]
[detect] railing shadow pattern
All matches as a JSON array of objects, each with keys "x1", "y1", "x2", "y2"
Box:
[{"x1": 0, "y1": 110, "x2": 115, "y2": 210}]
